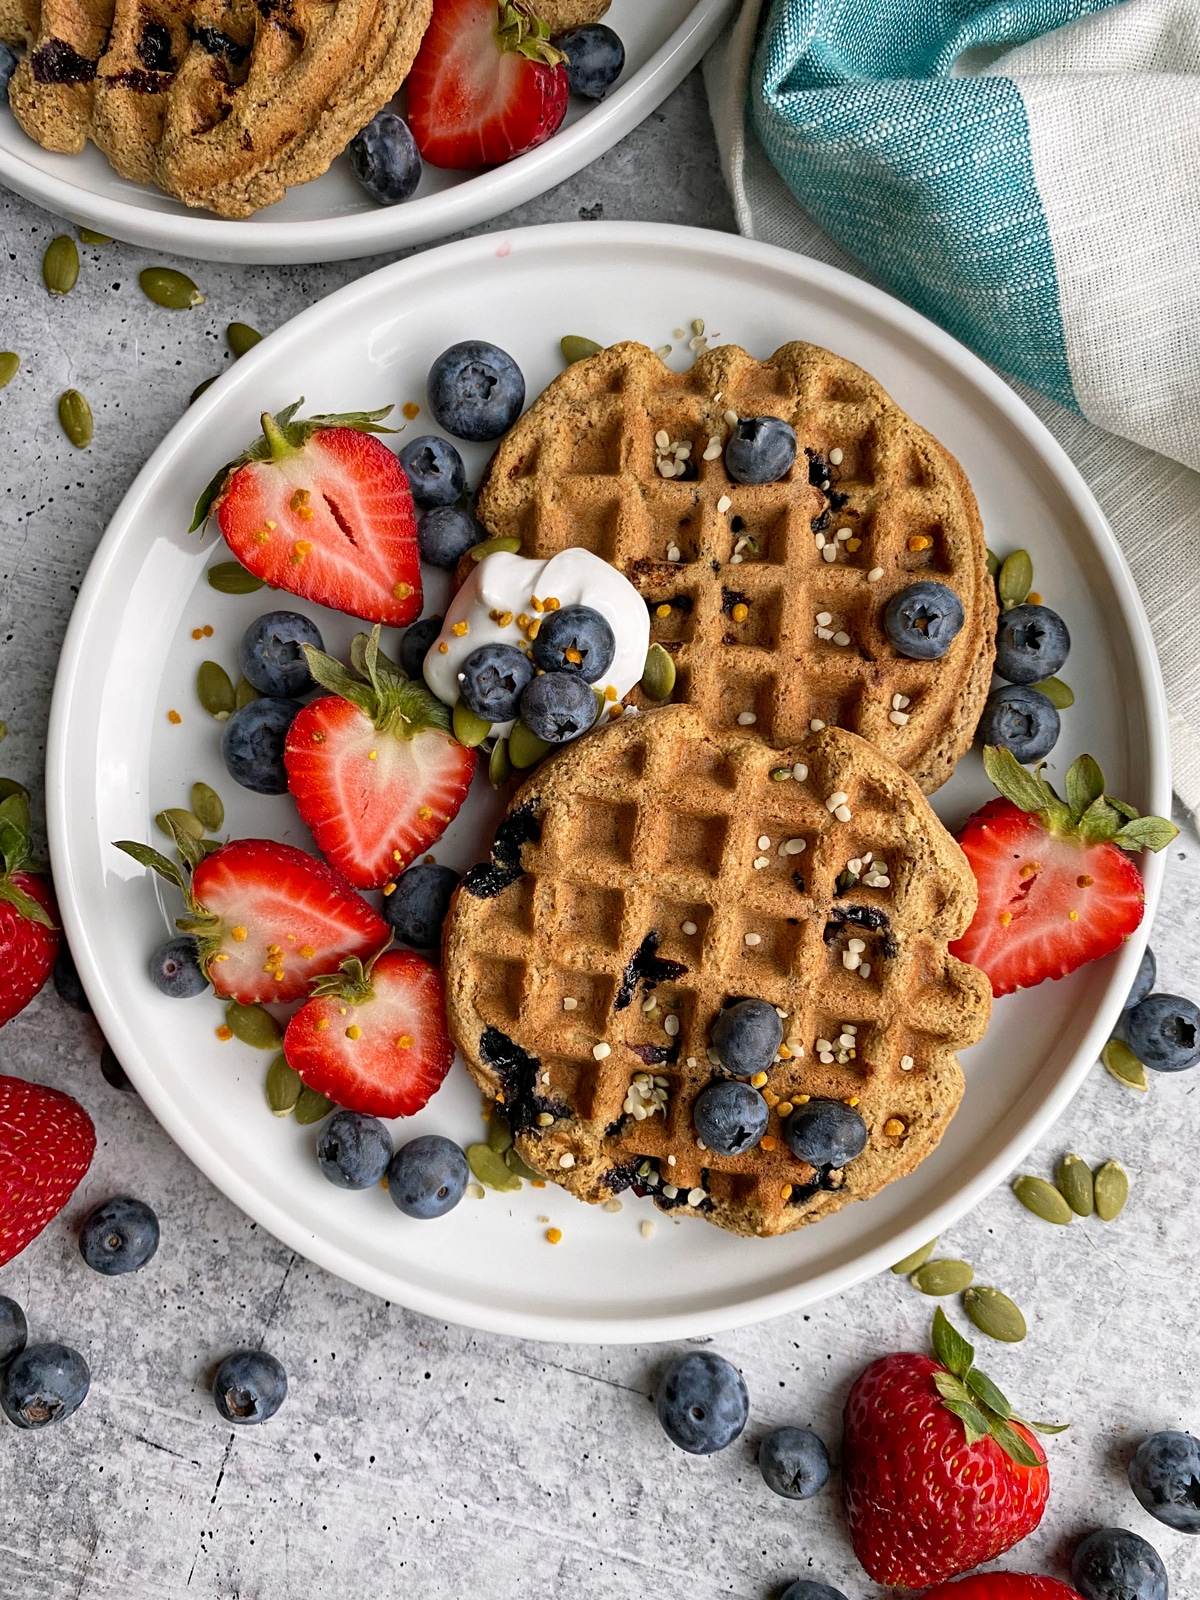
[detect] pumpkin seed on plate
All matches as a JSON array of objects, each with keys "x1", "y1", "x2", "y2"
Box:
[
  {"x1": 1094, "y1": 1159, "x2": 1130, "y2": 1221},
  {"x1": 226, "y1": 321, "x2": 262, "y2": 357},
  {"x1": 1013, "y1": 1174, "x2": 1073, "y2": 1225},
  {"x1": 140, "y1": 266, "x2": 205, "y2": 309},
  {"x1": 190, "y1": 375, "x2": 218, "y2": 405},
  {"x1": 1101, "y1": 1037, "x2": 1148, "y2": 1091},
  {"x1": 0, "y1": 352, "x2": 19, "y2": 389},
  {"x1": 985, "y1": 548, "x2": 1000, "y2": 579},
  {"x1": 207, "y1": 560, "x2": 266, "y2": 594},
  {"x1": 890, "y1": 1237, "x2": 936, "y2": 1275},
  {"x1": 191, "y1": 781, "x2": 224, "y2": 832},
  {"x1": 235, "y1": 674, "x2": 261, "y2": 709},
  {"x1": 560, "y1": 335, "x2": 603, "y2": 365},
  {"x1": 1056, "y1": 1152, "x2": 1094, "y2": 1216},
  {"x1": 504, "y1": 1146, "x2": 543, "y2": 1181},
  {"x1": 468, "y1": 534, "x2": 522, "y2": 562},
  {"x1": 78, "y1": 227, "x2": 112, "y2": 245},
  {"x1": 453, "y1": 701, "x2": 492, "y2": 748},
  {"x1": 641, "y1": 642, "x2": 676, "y2": 702},
  {"x1": 43, "y1": 235, "x2": 80, "y2": 295},
  {"x1": 58, "y1": 389, "x2": 93, "y2": 448},
  {"x1": 466, "y1": 1142, "x2": 521, "y2": 1192},
  {"x1": 486, "y1": 1113, "x2": 513, "y2": 1155},
  {"x1": 265, "y1": 1053, "x2": 302, "y2": 1116},
  {"x1": 155, "y1": 807, "x2": 204, "y2": 841},
  {"x1": 963, "y1": 1285, "x2": 1027, "y2": 1343},
  {"x1": 488, "y1": 735, "x2": 512, "y2": 789},
  {"x1": 997, "y1": 549, "x2": 1033, "y2": 610},
  {"x1": 224, "y1": 1000, "x2": 283, "y2": 1050},
  {"x1": 294, "y1": 1086, "x2": 334, "y2": 1124},
  {"x1": 910, "y1": 1258, "x2": 974, "y2": 1296},
  {"x1": 197, "y1": 660, "x2": 236, "y2": 719},
  {"x1": 1029, "y1": 676, "x2": 1074, "y2": 709},
  {"x1": 509, "y1": 720, "x2": 551, "y2": 769}
]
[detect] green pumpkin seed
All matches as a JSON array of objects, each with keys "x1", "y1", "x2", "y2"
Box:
[
  {"x1": 197, "y1": 660, "x2": 236, "y2": 719},
  {"x1": 1029, "y1": 676, "x2": 1074, "y2": 709},
  {"x1": 453, "y1": 701, "x2": 492, "y2": 748},
  {"x1": 140, "y1": 266, "x2": 205, "y2": 309},
  {"x1": 0, "y1": 352, "x2": 19, "y2": 389},
  {"x1": 1013, "y1": 1174, "x2": 1073, "y2": 1225},
  {"x1": 509, "y1": 720, "x2": 551, "y2": 769},
  {"x1": 998, "y1": 549, "x2": 1033, "y2": 610},
  {"x1": 1056, "y1": 1152, "x2": 1094, "y2": 1217},
  {"x1": 486, "y1": 1113, "x2": 513, "y2": 1154},
  {"x1": 207, "y1": 560, "x2": 265, "y2": 595},
  {"x1": 235, "y1": 675, "x2": 261, "y2": 709},
  {"x1": 468, "y1": 535, "x2": 522, "y2": 562},
  {"x1": 224, "y1": 1000, "x2": 283, "y2": 1050},
  {"x1": 190, "y1": 375, "x2": 218, "y2": 405},
  {"x1": 466, "y1": 1142, "x2": 521, "y2": 1192},
  {"x1": 963, "y1": 1286, "x2": 1027, "y2": 1343},
  {"x1": 504, "y1": 1146, "x2": 543, "y2": 1181},
  {"x1": 155, "y1": 806, "x2": 205, "y2": 841},
  {"x1": 43, "y1": 235, "x2": 80, "y2": 295},
  {"x1": 641, "y1": 642, "x2": 676, "y2": 702},
  {"x1": 1101, "y1": 1037, "x2": 1148, "y2": 1091},
  {"x1": 265, "y1": 1053, "x2": 302, "y2": 1116},
  {"x1": 1094, "y1": 1159, "x2": 1129, "y2": 1221},
  {"x1": 910, "y1": 1258, "x2": 975, "y2": 1296},
  {"x1": 226, "y1": 321, "x2": 262, "y2": 357},
  {"x1": 890, "y1": 1237, "x2": 937, "y2": 1275},
  {"x1": 294, "y1": 1086, "x2": 335, "y2": 1124},
  {"x1": 58, "y1": 389, "x2": 93, "y2": 449},
  {"x1": 489, "y1": 735, "x2": 513, "y2": 788},
  {"x1": 986, "y1": 548, "x2": 1000, "y2": 579},
  {"x1": 561, "y1": 335, "x2": 603, "y2": 365},
  {"x1": 78, "y1": 228, "x2": 112, "y2": 245},
  {"x1": 191, "y1": 781, "x2": 224, "y2": 833}
]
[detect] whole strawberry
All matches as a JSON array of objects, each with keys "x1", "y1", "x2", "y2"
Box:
[
  {"x1": 951, "y1": 747, "x2": 1176, "y2": 996},
  {"x1": 0, "y1": 1075, "x2": 95, "y2": 1266},
  {"x1": 923, "y1": 1577, "x2": 1081, "y2": 1598},
  {"x1": 0, "y1": 779, "x2": 60, "y2": 1027},
  {"x1": 843, "y1": 1310, "x2": 1064, "y2": 1588}
]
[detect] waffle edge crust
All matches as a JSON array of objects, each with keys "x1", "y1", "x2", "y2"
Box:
[
  {"x1": 443, "y1": 706, "x2": 992, "y2": 1239},
  {"x1": 475, "y1": 339, "x2": 997, "y2": 795}
]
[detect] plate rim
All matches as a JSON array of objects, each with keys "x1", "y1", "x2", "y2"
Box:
[
  {"x1": 0, "y1": 0, "x2": 737, "y2": 266},
  {"x1": 46, "y1": 220, "x2": 1171, "y2": 1343}
]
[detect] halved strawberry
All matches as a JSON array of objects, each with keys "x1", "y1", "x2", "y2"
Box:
[
  {"x1": 950, "y1": 748, "x2": 1176, "y2": 997},
  {"x1": 0, "y1": 780, "x2": 60, "y2": 1028},
  {"x1": 923, "y1": 1577, "x2": 1082, "y2": 1599},
  {"x1": 114, "y1": 835, "x2": 389, "y2": 1004},
  {"x1": 285, "y1": 628, "x2": 477, "y2": 889},
  {"x1": 409, "y1": 0, "x2": 569, "y2": 170},
  {"x1": 283, "y1": 949, "x2": 454, "y2": 1118},
  {"x1": 192, "y1": 402, "x2": 421, "y2": 627}
]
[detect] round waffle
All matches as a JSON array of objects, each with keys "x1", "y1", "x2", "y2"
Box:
[
  {"x1": 443, "y1": 705, "x2": 991, "y2": 1239},
  {"x1": 475, "y1": 340, "x2": 996, "y2": 794}
]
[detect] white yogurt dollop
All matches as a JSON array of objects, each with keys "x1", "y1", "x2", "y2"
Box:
[{"x1": 423, "y1": 549, "x2": 650, "y2": 738}]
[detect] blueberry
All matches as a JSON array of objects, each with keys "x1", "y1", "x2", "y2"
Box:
[
  {"x1": 400, "y1": 434, "x2": 466, "y2": 509},
  {"x1": 758, "y1": 1426, "x2": 832, "y2": 1499},
  {"x1": 692, "y1": 1079, "x2": 769, "y2": 1155},
  {"x1": 531, "y1": 604, "x2": 615, "y2": 680},
  {"x1": 428, "y1": 341, "x2": 525, "y2": 443},
  {"x1": 0, "y1": 1343, "x2": 90, "y2": 1428},
  {"x1": 53, "y1": 941, "x2": 91, "y2": 1012},
  {"x1": 383, "y1": 861, "x2": 460, "y2": 947},
  {"x1": 418, "y1": 506, "x2": 483, "y2": 569},
  {"x1": 239, "y1": 611, "x2": 324, "y2": 698},
  {"x1": 785, "y1": 1098, "x2": 868, "y2": 1167},
  {"x1": 724, "y1": 415, "x2": 797, "y2": 485},
  {"x1": 711, "y1": 998, "x2": 783, "y2": 1078},
  {"x1": 0, "y1": 42, "x2": 16, "y2": 97},
  {"x1": 518, "y1": 672, "x2": 599, "y2": 743},
  {"x1": 995, "y1": 603, "x2": 1071, "y2": 685},
  {"x1": 0, "y1": 1295, "x2": 27, "y2": 1367},
  {"x1": 1124, "y1": 993, "x2": 1200, "y2": 1073},
  {"x1": 212, "y1": 1349, "x2": 288, "y2": 1424},
  {"x1": 100, "y1": 1042, "x2": 135, "y2": 1092},
  {"x1": 316, "y1": 1111, "x2": 393, "y2": 1189},
  {"x1": 655, "y1": 1350, "x2": 749, "y2": 1455},
  {"x1": 780, "y1": 1584, "x2": 848, "y2": 1600},
  {"x1": 79, "y1": 1195, "x2": 160, "y2": 1275},
  {"x1": 220, "y1": 696, "x2": 302, "y2": 793},
  {"x1": 459, "y1": 643, "x2": 534, "y2": 722},
  {"x1": 1071, "y1": 1527, "x2": 1168, "y2": 1600},
  {"x1": 387, "y1": 1135, "x2": 470, "y2": 1218},
  {"x1": 1124, "y1": 947, "x2": 1157, "y2": 1011},
  {"x1": 150, "y1": 935, "x2": 208, "y2": 998},
  {"x1": 883, "y1": 580, "x2": 965, "y2": 659},
  {"x1": 349, "y1": 110, "x2": 422, "y2": 205},
  {"x1": 977, "y1": 683, "x2": 1059, "y2": 762},
  {"x1": 555, "y1": 23, "x2": 625, "y2": 98},
  {"x1": 399, "y1": 614, "x2": 444, "y2": 678},
  {"x1": 1129, "y1": 1431, "x2": 1200, "y2": 1533}
]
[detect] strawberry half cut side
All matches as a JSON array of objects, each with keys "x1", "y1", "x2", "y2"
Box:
[
  {"x1": 408, "y1": 0, "x2": 569, "y2": 170},
  {"x1": 192, "y1": 401, "x2": 422, "y2": 627},
  {"x1": 113, "y1": 831, "x2": 389, "y2": 1004},
  {"x1": 0, "y1": 778, "x2": 60, "y2": 1028},
  {"x1": 283, "y1": 949, "x2": 455, "y2": 1118},
  {"x1": 285, "y1": 627, "x2": 477, "y2": 889},
  {"x1": 950, "y1": 747, "x2": 1177, "y2": 997},
  {"x1": 1, "y1": 1075, "x2": 95, "y2": 1266},
  {"x1": 923, "y1": 1576, "x2": 1083, "y2": 1599}
]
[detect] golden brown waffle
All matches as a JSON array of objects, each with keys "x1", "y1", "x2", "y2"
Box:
[
  {"x1": 538, "y1": 0, "x2": 610, "y2": 28},
  {"x1": 475, "y1": 341, "x2": 997, "y2": 795},
  {"x1": 90, "y1": 0, "x2": 194, "y2": 182},
  {"x1": 8, "y1": 0, "x2": 115, "y2": 154},
  {"x1": 443, "y1": 706, "x2": 991, "y2": 1239}
]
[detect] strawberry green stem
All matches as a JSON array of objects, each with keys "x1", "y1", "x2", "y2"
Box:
[{"x1": 260, "y1": 410, "x2": 299, "y2": 463}]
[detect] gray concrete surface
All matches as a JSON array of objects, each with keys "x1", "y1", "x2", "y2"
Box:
[{"x1": 3, "y1": 68, "x2": 1200, "y2": 1600}]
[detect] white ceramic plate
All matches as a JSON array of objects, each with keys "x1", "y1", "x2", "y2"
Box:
[
  {"x1": 47, "y1": 223, "x2": 1169, "y2": 1342},
  {"x1": 0, "y1": 0, "x2": 735, "y2": 265}
]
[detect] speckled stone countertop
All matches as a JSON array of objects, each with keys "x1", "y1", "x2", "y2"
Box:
[{"x1": 2, "y1": 69, "x2": 1199, "y2": 1600}]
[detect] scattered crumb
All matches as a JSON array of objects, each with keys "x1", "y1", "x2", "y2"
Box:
[{"x1": 640, "y1": 1220, "x2": 655, "y2": 1239}]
